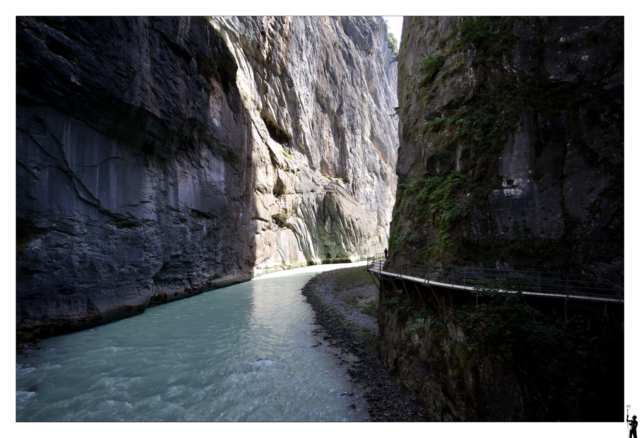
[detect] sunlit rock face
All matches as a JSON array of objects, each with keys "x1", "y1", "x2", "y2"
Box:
[
  {"x1": 16, "y1": 16, "x2": 398, "y2": 340},
  {"x1": 211, "y1": 17, "x2": 398, "y2": 273},
  {"x1": 391, "y1": 17, "x2": 623, "y2": 276}
]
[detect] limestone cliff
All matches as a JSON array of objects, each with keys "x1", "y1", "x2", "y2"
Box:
[
  {"x1": 211, "y1": 16, "x2": 397, "y2": 273},
  {"x1": 16, "y1": 16, "x2": 398, "y2": 341},
  {"x1": 391, "y1": 17, "x2": 623, "y2": 277}
]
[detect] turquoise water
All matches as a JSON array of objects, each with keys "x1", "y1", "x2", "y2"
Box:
[{"x1": 16, "y1": 263, "x2": 369, "y2": 421}]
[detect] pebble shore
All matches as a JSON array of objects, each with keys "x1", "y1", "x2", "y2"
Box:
[{"x1": 302, "y1": 267, "x2": 429, "y2": 422}]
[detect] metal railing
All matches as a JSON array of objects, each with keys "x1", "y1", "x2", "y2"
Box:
[{"x1": 366, "y1": 254, "x2": 624, "y2": 303}]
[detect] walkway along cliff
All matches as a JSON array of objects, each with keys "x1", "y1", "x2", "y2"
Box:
[
  {"x1": 378, "y1": 16, "x2": 623, "y2": 421},
  {"x1": 16, "y1": 16, "x2": 398, "y2": 342}
]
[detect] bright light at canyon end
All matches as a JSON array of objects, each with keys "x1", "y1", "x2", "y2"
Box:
[{"x1": 383, "y1": 16, "x2": 403, "y2": 40}]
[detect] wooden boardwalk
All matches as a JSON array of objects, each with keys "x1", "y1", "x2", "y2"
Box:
[{"x1": 367, "y1": 258, "x2": 623, "y2": 304}]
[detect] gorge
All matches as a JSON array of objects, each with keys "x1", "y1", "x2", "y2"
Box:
[
  {"x1": 16, "y1": 15, "x2": 624, "y2": 423},
  {"x1": 16, "y1": 16, "x2": 398, "y2": 342}
]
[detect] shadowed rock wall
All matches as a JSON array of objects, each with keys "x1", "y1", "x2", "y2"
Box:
[
  {"x1": 391, "y1": 16, "x2": 623, "y2": 277},
  {"x1": 17, "y1": 17, "x2": 254, "y2": 341},
  {"x1": 379, "y1": 16, "x2": 624, "y2": 421}
]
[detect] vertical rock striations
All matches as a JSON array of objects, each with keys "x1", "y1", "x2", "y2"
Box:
[
  {"x1": 211, "y1": 16, "x2": 397, "y2": 273},
  {"x1": 16, "y1": 16, "x2": 398, "y2": 341},
  {"x1": 17, "y1": 17, "x2": 255, "y2": 341}
]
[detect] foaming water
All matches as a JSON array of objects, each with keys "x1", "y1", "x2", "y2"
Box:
[{"x1": 16, "y1": 262, "x2": 369, "y2": 421}]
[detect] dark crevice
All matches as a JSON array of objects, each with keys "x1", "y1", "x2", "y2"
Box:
[{"x1": 262, "y1": 117, "x2": 290, "y2": 145}]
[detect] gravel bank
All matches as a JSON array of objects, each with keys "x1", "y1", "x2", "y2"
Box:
[{"x1": 302, "y1": 267, "x2": 429, "y2": 422}]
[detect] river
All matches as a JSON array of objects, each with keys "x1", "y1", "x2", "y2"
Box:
[{"x1": 16, "y1": 262, "x2": 369, "y2": 421}]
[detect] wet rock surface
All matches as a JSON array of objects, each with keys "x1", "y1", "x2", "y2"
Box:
[{"x1": 302, "y1": 268, "x2": 429, "y2": 422}]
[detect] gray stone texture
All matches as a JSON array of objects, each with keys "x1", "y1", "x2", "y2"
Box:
[
  {"x1": 393, "y1": 16, "x2": 623, "y2": 276},
  {"x1": 211, "y1": 17, "x2": 397, "y2": 273},
  {"x1": 16, "y1": 16, "x2": 398, "y2": 341}
]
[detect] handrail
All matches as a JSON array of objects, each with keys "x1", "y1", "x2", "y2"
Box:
[{"x1": 366, "y1": 256, "x2": 623, "y2": 303}]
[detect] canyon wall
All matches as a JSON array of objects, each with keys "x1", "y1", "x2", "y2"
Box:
[
  {"x1": 211, "y1": 16, "x2": 397, "y2": 273},
  {"x1": 379, "y1": 16, "x2": 624, "y2": 421},
  {"x1": 391, "y1": 16, "x2": 623, "y2": 277},
  {"x1": 16, "y1": 16, "x2": 398, "y2": 341},
  {"x1": 378, "y1": 279, "x2": 623, "y2": 421}
]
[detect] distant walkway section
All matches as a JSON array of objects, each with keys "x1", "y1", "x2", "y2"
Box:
[{"x1": 366, "y1": 254, "x2": 623, "y2": 304}]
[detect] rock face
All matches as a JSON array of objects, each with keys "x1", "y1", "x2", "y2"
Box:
[
  {"x1": 16, "y1": 16, "x2": 398, "y2": 341},
  {"x1": 379, "y1": 16, "x2": 624, "y2": 421},
  {"x1": 391, "y1": 17, "x2": 623, "y2": 277},
  {"x1": 378, "y1": 280, "x2": 623, "y2": 421},
  {"x1": 211, "y1": 16, "x2": 397, "y2": 273}
]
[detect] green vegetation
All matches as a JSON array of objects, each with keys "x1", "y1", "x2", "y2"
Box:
[
  {"x1": 332, "y1": 267, "x2": 371, "y2": 290},
  {"x1": 418, "y1": 51, "x2": 446, "y2": 86},
  {"x1": 362, "y1": 298, "x2": 378, "y2": 317},
  {"x1": 389, "y1": 172, "x2": 477, "y2": 262},
  {"x1": 436, "y1": 28, "x2": 458, "y2": 49},
  {"x1": 345, "y1": 296, "x2": 358, "y2": 307},
  {"x1": 439, "y1": 60, "x2": 466, "y2": 81},
  {"x1": 385, "y1": 16, "x2": 623, "y2": 418},
  {"x1": 387, "y1": 33, "x2": 399, "y2": 54},
  {"x1": 279, "y1": 149, "x2": 293, "y2": 160},
  {"x1": 447, "y1": 285, "x2": 623, "y2": 404},
  {"x1": 387, "y1": 219, "x2": 407, "y2": 258},
  {"x1": 451, "y1": 16, "x2": 518, "y2": 58},
  {"x1": 472, "y1": 218, "x2": 579, "y2": 271},
  {"x1": 416, "y1": 172, "x2": 473, "y2": 231},
  {"x1": 392, "y1": 16, "x2": 623, "y2": 271}
]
